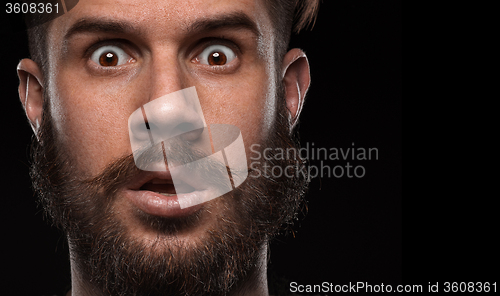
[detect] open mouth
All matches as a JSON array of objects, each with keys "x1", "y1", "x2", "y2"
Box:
[{"x1": 139, "y1": 178, "x2": 196, "y2": 196}]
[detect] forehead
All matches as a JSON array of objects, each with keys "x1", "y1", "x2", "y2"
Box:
[{"x1": 49, "y1": 0, "x2": 272, "y2": 42}]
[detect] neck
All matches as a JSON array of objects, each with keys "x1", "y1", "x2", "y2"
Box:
[{"x1": 67, "y1": 240, "x2": 270, "y2": 296}]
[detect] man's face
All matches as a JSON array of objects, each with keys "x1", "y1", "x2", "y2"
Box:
[
  {"x1": 22, "y1": 0, "x2": 310, "y2": 294},
  {"x1": 47, "y1": 0, "x2": 281, "y2": 238}
]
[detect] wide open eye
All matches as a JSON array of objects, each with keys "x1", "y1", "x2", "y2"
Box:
[
  {"x1": 197, "y1": 44, "x2": 236, "y2": 66},
  {"x1": 90, "y1": 45, "x2": 133, "y2": 67}
]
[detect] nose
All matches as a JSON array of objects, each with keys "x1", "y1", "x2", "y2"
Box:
[
  {"x1": 145, "y1": 87, "x2": 206, "y2": 142},
  {"x1": 129, "y1": 47, "x2": 207, "y2": 143},
  {"x1": 129, "y1": 86, "x2": 207, "y2": 148}
]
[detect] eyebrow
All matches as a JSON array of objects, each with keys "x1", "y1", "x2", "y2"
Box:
[
  {"x1": 63, "y1": 12, "x2": 261, "y2": 42},
  {"x1": 63, "y1": 18, "x2": 139, "y2": 41},
  {"x1": 187, "y1": 12, "x2": 261, "y2": 38}
]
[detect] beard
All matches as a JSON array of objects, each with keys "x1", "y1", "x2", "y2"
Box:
[{"x1": 30, "y1": 85, "x2": 309, "y2": 296}]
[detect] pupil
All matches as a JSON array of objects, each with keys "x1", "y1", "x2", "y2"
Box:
[
  {"x1": 105, "y1": 53, "x2": 114, "y2": 64},
  {"x1": 212, "y1": 52, "x2": 220, "y2": 62}
]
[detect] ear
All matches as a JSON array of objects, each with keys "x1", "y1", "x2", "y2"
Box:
[
  {"x1": 281, "y1": 48, "x2": 311, "y2": 129},
  {"x1": 17, "y1": 59, "x2": 44, "y2": 140}
]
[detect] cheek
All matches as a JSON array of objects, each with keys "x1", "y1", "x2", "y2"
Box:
[
  {"x1": 196, "y1": 70, "x2": 276, "y2": 160},
  {"x1": 49, "y1": 72, "x2": 141, "y2": 175}
]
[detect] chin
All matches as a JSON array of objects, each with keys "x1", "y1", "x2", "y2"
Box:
[{"x1": 112, "y1": 190, "x2": 229, "y2": 247}]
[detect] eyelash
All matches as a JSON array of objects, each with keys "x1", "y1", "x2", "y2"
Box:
[
  {"x1": 193, "y1": 37, "x2": 240, "y2": 56},
  {"x1": 85, "y1": 39, "x2": 128, "y2": 59}
]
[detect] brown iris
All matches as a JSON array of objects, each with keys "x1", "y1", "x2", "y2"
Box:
[
  {"x1": 207, "y1": 51, "x2": 227, "y2": 65},
  {"x1": 99, "y1": 52, "x2": 119, "y2": 67}
]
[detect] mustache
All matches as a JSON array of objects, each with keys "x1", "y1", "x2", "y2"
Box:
[{"x1": 84, "y1": 139, "x2": 233, "y2": 197}]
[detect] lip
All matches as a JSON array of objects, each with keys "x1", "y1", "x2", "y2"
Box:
[
  {"x1": 125, "y1": 189, "x2": 205, "y2": 218},
  {"x1": 125, "y1": 170, "x2": 206, "y2": 217}
]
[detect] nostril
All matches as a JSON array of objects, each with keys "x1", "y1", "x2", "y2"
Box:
[
  {"x1": 129, "y1": 109, "x2": 155, "y2": 143},
  {"x1": 146, "y1": 121, "x2": 158, "y2": 132},
  {"x1": 179, "y1": 126, "x2": 204, "y2": 142},
  {"x1": 176, "y1": 122, "x2": 196, "y2": 133}
]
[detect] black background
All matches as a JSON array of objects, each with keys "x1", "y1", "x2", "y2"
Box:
[{"x1": 1, "y1": 1, "x2": 403, "y2": 295}]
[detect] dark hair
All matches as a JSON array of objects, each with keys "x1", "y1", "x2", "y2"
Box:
[
  {"x1": 265, "y1": 0, "x2": 320, "y2": 63},
  {"x1": 26, "y1": 0, "x2": 319, "y2": 79}
]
